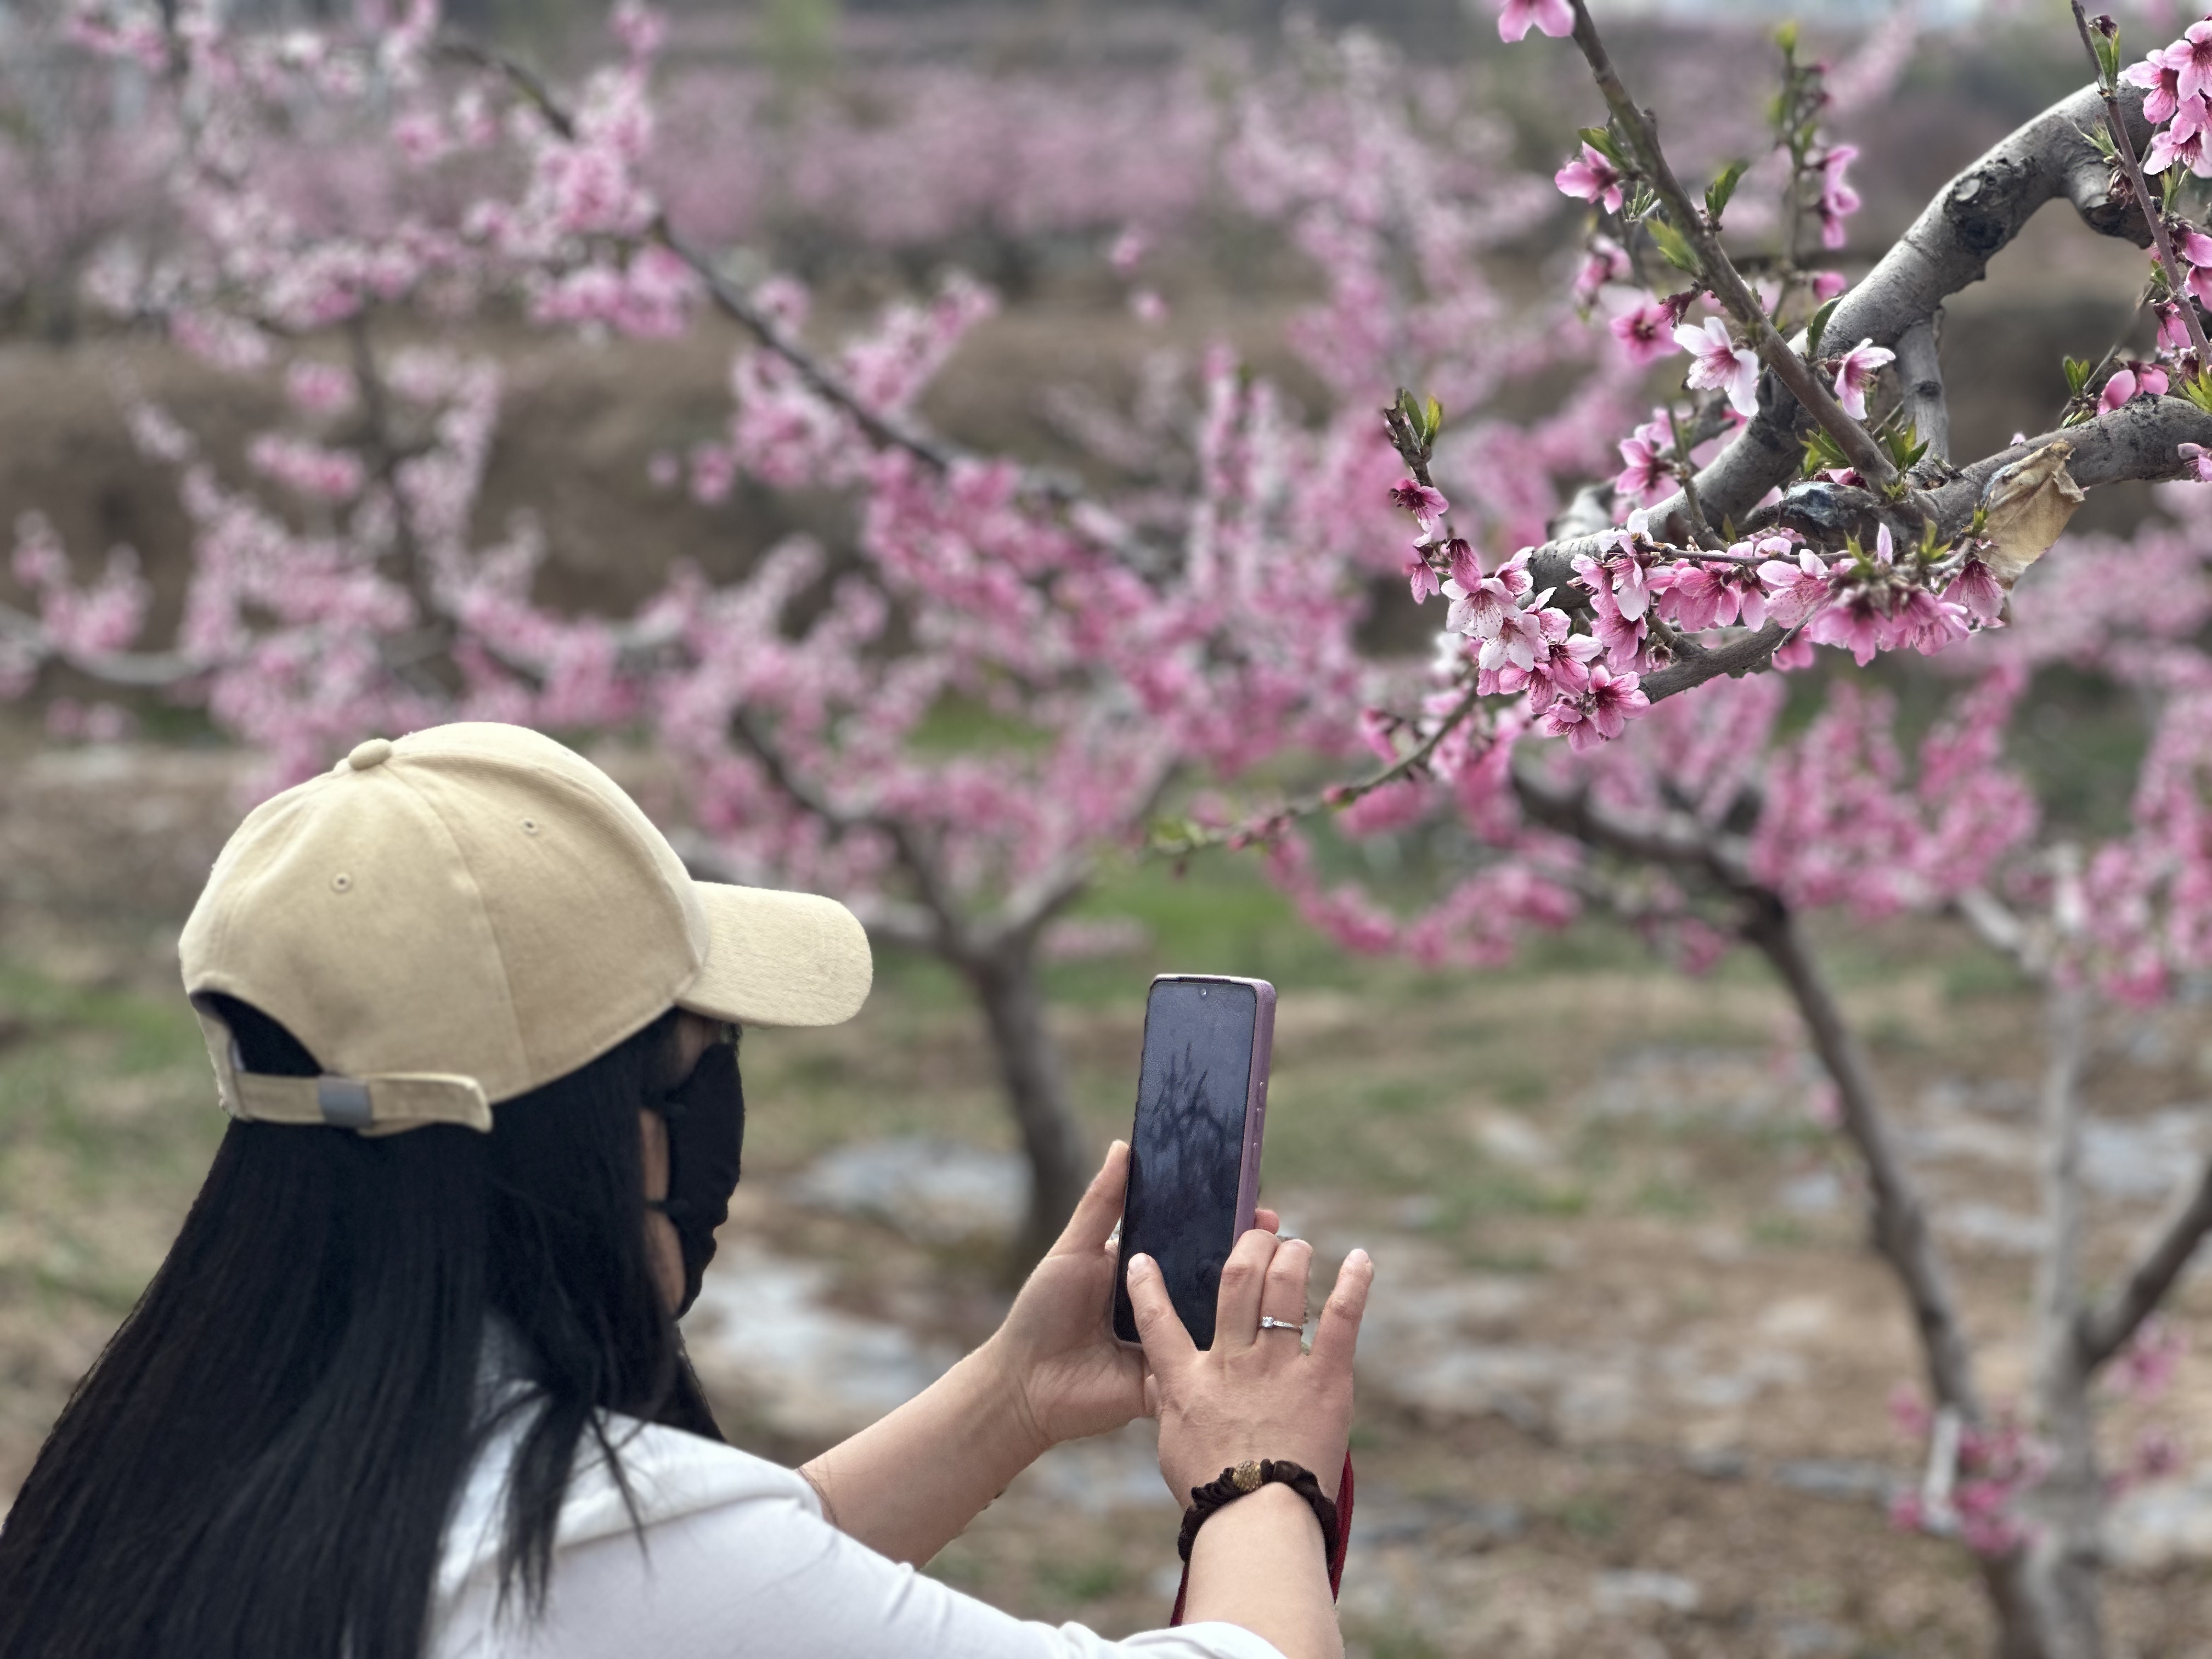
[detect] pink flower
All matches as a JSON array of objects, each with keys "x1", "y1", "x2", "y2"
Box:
[
  {"x1": 1482, "y1": 595, "x2": 1557, "y2": 673},
  {"x1": 1675, "y1": 317, "x2": 1762, "y2": 417},
  {"x1": 1497, "y1": 0, "x2": 1573, "y2": 41},
  {"x1": 1442, "y1": 539, "x2": 1483, "y2": 590},
  {"x1": 1810, "y1": 270, "x2": 1848, "y2": 301},
  {"x1": 1444, "y1": 550, "x2": 1533, "y2": 638},
  {"x1": 1391, "y1": 477, "x2": 1450, "y2": 534},
  {"x1": 1615, "y1": 411, "x2": 1674, "y2": 504},
  {"x1": 1555, "y1": 143, "x2": 1626, "y2": 213},
  {"x1": 1538, "y1": 663, "x2": 1649, "y2": 751},
  {"x1": 1662, "y1": 554, "x2": 1769, "y2": 633},
  {"x1": 1572, "y1": 234, "x2": 1633, "y2": 305},
  {"x1": 1759, "y1": 547, "x2": 1836, "y2": 629},
  {"x1": 2101, "y1": 364, "x2": 2170, "y2": 411},
  {"x1": 2145, "y1": 105, "x2": 2212, "y2": 177},
  {"x1": 1814, "y1": 145, "x2": 1860, "y2": 250},
  {"x1": 2165, "y1": 22, "x2": 2212, "y2": 103},
  {"x1": 2135, "y1": 1426, "x2": 2185, "y2": 1482},
  {"x1": 1832, "y1": 337, "x2": 1895, "y2": 420},
  {"x1": 2110, "y1": 1319, "x2": 2185, "y2": 1403},
  {"x1": 2127, "y1": 50, "x2": 2187, "y2": 124},
  {"x1": 2180, "y1": 441, "x2": 2212, "y2": 482},
  {"x1": 1609, "y1": 298, "x2": 1681, "y2": 366},
  {"x1": 1943, "y1": 556, "x2": 2005, "y2": 623},
  {"x1": 1405, "y1": 550, "x2": 1441, "y2": 602}
]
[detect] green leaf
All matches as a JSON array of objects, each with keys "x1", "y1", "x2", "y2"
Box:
[
  {"x1": 1705, "y1": 160, "x2": 1751, "y2": 223},
  {"x1": 1622, "y1": 183, "x2": 1658, "y2": 223},
  {"x1": 1774, "y1": 18, "x2": 1799, "y2": 55},
  {"x1": 1798, "y1": 426, "x2": 1849, "y2": 477},
  {"x1": 2183, "y1": 371, "x2": 2212, "y2": 415},
  {"x1": 1576, "y1": 126, "x2": 1622, "y2": 163},
  {"x1": 1804, "y1": 295, "x2": 1841, "y2": 363},
  {"x1": 2076, "y1": 119, "x2": 2118, "y2": 162},
  {"x1": 2094, "y1": 27, "x2": 2121, "y2": 89},
  {"x1": 2063, "y1": 356, "x2": 2092, "y2": 398},
  {"x1": 1424, "y1": 395, "x2": 1444, "y2": 444},
  {"x1": 1646, "y1": 216, "x2": 1701, "y2": 276},
  {"x1": 2165, "y1": 166, "x2": 2185, "y2": 212}
]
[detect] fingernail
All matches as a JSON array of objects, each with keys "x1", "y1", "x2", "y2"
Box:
[
  {"x1": 1348, "y1": 1248, "x2": 1371, "y2": 1268},
  {"x1": 1128, "y1": 1252, "x2": 1153, "y2": 1276}
]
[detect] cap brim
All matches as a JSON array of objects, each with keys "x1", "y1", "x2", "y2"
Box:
[{"x1": 678, "y1": 883, "x2": 873, "y2": 1028}]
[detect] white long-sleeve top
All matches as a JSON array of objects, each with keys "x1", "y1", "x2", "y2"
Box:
[{"x1": 429, "y1": 1408, "x2": 1284, "y2": 1659}]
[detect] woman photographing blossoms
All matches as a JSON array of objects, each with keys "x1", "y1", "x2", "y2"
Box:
[{"x1": 0, "y1": 724, "x2": 1372, "y2": 1659}]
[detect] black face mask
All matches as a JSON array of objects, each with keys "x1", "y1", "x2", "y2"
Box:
[{"x1": 649, "y1": 1031, "x2": 744, "y2": 1318}]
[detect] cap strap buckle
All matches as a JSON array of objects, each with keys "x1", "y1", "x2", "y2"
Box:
[{"x1": 316, "y1": 1077, "x2": 374, "y2": 1130}]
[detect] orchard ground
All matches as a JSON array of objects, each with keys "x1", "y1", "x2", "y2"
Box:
[{"x1": 8, "y1": 717, "x2": 2212, "y2": 1657}]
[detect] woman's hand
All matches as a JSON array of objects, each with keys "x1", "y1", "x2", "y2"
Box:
[
  {"x1": 984, "y1": 1140, "x2": 1280, "y2": 1455},
  {"x1": 1126, "y1": 1227, "x2": 1371, "y2": 1501}
]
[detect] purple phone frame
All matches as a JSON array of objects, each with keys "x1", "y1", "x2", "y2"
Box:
[{"x1": 1115, "y1": 973, "x2": 1276, "y2": 1339}]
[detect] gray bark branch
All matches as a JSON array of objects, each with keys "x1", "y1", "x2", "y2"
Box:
[
  {"x1": 1742, "y1": 898, "x2": 1985, "y2": 1420},
  {"x1": 1570, "y1": 79, "x2": 2152, "y2": 550},
  {"x1": 1895, "y1": 313, "x2": 1950, "y2": 464}
]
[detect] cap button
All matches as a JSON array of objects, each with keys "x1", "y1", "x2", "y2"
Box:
[{"x1": 347, "y1": 737, "x2": 394, "y2": 771}]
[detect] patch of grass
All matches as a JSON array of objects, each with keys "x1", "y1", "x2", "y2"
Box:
[
  {"x1": 1632, "y1": 1178, "x2": 1706, "y2": 1220},
  {"x1": 1036, "y1": 1555, "x2": 1130, "y2": 1602},
  {"x1": 1453, "y1": 1242, "x2": 1552, "y2": 1274},
  {"x1": 1350, "y1": 1623, "x2": 1444, "y2": 1659},
  {"x1": 923, "y1": 1546, "x2": 986, "y2": 1589},
  {"x1": 1551, "y1": 1490, "x2": 1620, "y2": 1541},
  {"x1": 1750, "y1": 1213, "x2": 1811, "y2": 1249},
  {"x1": 1493, "y1": 1066, "x2": 1551, "y2": 1107},
  {"x1": 1429, "y1": 1166, "x2": 1584, "y2": 1228},
  {"x1": 1359, "y1": 1078, "x2": 1436, "y2": 1117},
  {"x1": 1943, "y1": 950, "x2": 2034, "y2": 1001}
]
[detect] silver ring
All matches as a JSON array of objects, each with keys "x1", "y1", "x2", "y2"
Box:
[{"x1": 1257, "y1": 1315, "x2": 1305, "y2": 1331}]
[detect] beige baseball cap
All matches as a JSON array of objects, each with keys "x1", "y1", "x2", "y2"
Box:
[{"x1": 178, "y1": 723, "x2": 872, "y2": 1135}]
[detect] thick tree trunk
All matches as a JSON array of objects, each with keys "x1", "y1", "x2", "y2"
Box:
[{"x1": 964, "y1": 941, "x2": 1091, "y2": 1268}]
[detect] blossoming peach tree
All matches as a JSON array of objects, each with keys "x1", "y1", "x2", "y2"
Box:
[
  {"x1": 0, "y1": 0, "x2": 1385, "y2": 1266},
  {"x1": 8, "y1": 1, "x2": 2212, "y2": 1647},
  {"x1": 1155, "y1": 3, "x2": 2212, "y2": 1652}
]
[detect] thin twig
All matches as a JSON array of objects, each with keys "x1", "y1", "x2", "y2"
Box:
[
  {"x1": 1564, "y1": 0, "x2": 1900, "y2": 493},
  {"x1": 2072, "y1": 1, "x2": 2212, "y2": 364},
  {"x1": 1156, "y1": 685, "x2": 1484, "y2": 854}
]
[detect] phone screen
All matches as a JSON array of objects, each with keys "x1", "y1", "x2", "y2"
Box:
[{"x1": 1112, "y1": 978, "x2": 1261, "y2": 1348}]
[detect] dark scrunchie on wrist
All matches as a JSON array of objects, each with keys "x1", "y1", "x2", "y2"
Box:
[{"x1": 1176, "y1": 1459, "x2": 1340, "y2": 1564}]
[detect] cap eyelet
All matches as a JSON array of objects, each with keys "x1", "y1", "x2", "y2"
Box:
[
  {"x1": 521, "y1": 818, "x2": 540, "y2": 835},
  {"x1": 331, "y1": 873, "x2": 353, "y2": 893}
]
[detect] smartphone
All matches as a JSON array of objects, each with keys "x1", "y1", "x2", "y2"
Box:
[{"x1": 1111, "y1": 974, "x2": 1276, "y2": 1348}]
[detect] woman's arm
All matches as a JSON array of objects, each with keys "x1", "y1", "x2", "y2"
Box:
[{"x1": 795, "y1": 1331, "x2": 1049, "y2": 1566}]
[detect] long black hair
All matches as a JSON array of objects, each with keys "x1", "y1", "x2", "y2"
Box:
[{"x1": 0, "y1": 996, "x2": 721, "y2": 1659}]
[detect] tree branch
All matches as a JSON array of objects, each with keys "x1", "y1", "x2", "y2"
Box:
[
  {"x1": 1564, "y1": 0, "x2": 1898, "y2": 492},
  {"x1": 2078, "y1": 1153, "x2": 2212, "y2": 1371},
  {"x1": 1742, "y1": 895, "x2": 1985, "y2": 1420},
  {"x1": 1894, "y1": 313, "x2": 1949, "y2": 464},
  {"x1": 1567, "y1": 78, "x2": 2153, "y2": 548},
  {"x1": 2073, "y1": 0, "x2": 2212, "y2": 364}
]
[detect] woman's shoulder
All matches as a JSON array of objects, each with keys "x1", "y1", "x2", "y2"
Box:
[{"x1": 439, "y1": 1409, "x2": 820, "y2": 1604}]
